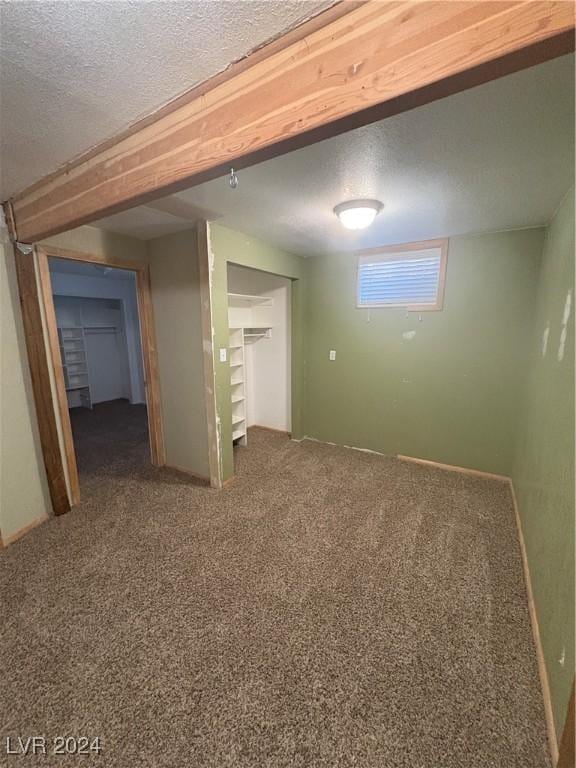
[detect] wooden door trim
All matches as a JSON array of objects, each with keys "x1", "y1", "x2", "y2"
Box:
[
  {"x1": 5, "y1": 1, "x2": 574, "y2": 243},
  {"x1": 13, "y1": 245, "x2": 71, "y2": 515},
  {"x1": 134, "y1": 265, "x2": 165, "y2": 466},
  {"x1": 35, "y1": 245, "x2": 165, "y2": 507},
  {"x1": 36, "y1": 249, "x2": 81, "y2": 504}
]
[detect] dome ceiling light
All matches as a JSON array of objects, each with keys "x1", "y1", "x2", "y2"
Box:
[{"x1": 334, "y1": 199, "x2": 383, "y2": 230}]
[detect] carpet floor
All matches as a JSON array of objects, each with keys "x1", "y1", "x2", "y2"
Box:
[{"x1": 0, "y1": 402, "x2": 550, "y2": 767}]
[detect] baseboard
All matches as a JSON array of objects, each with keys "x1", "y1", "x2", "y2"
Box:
[
  {"x1": 509, "y1": 479, "x2": 559, "y2": 766},
  {"x1": 302, "y1": 440, "x2": 510, "y2": 482},
  {"x1": 303, "y1": 440, "x2": 557, "y2": 762},
  {"x1": 1, "y1": 514, "x2": 49, "y2": 547},
  {"x1": 397, "y1": 454, "x2": 558, "y2": 761},
  {"x1": 397, "y1": 454, "x2": 509, "y2": 483}
]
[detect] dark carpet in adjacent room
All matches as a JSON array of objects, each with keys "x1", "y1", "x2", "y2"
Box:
[{"x1": 0, "y1": 402, "x2": 550, "y2": 767}]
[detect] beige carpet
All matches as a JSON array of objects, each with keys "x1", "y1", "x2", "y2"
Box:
[{"x1": 0, "y1": 402, "x2": 550, "y2": 767}]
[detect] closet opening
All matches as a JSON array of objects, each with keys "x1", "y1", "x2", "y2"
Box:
[
  {"x1": 48, "y1": 257, "x2": 149, "y2": 492},
  {"x1": 226, "y1": 263, "x2": 292, "y2": 467},
  {"x1": 35, "y1": 246, "x2": 164, "y2": 506}
]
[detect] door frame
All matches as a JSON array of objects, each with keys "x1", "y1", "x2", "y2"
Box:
[{"x1": 34, "y1": 244, "x2": 165, "y2": 506}]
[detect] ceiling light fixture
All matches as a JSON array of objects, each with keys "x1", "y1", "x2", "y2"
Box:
[{"x1": 334, "y1": 199, "x2": 383, "y2": 230}]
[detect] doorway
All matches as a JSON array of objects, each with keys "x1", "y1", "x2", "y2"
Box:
[
  {"x1": 226, "y1": 263, "x2": 292, "y2": 471},
  {"x1": 36, "y1": 246, "x2": 164, "y2": 505}
]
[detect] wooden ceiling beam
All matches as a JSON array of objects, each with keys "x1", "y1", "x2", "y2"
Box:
[{"x1": 5, "y1": 0, "x2": 574, "y2": 243}]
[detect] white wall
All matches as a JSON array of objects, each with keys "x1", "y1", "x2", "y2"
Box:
[
  {"x1": 0, "y1": 229, "x2": 51, "y2": 541},
  {"x1": 227, "y1": 265, "x2": 291, "y2": 432},
  {"x1": 49, "y1": 269, "x2": 145, "y2": 404},
  {"x1": 54, "y1": 296, "x2": 132, "y2": 406}
]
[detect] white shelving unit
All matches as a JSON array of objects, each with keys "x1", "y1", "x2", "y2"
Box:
[
  {"x1": 227, "y1": 293, "x2": 275, "y2": 447},
  {"x1": 229, "y1": 327, "x2": 247, "y2": 444},
  {"x1": 228, "y1": 293, "x2": 274, "y2": 330},
  {"x1": 58, "y1": 326, "x2": 92, "y2": 409}
]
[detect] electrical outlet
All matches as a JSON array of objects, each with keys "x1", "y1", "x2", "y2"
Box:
[
  {"x1": 219, "y1": 348, "x2": 227, "y2": 363},
  {"x1": 329, "y1": 350, "x2": 336, "y2": 361}
]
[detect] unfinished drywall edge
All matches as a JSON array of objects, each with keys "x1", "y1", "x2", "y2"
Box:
[
  {"x1": 509, "y1": 479, "x2": 559, "y2": 765},
  {"x1": 198, "y1": 221, "x2": 223, "y2": 489},
  {"x1": 207, "y1": 222, "x2": 223, "y2": 485}
]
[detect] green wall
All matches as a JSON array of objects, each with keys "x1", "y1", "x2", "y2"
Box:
[
  {"x1": 512, "y1": 189, "x2": 575, "y2": 738},
  {"x1": 208, "y1": 217, "x2": 574, "y2": 733},
  {"x1": 303, "y1": 228, "x2": 544, "y2": 475},
  {"x1": 208, "y1": 224, "x2": 306, "y2": 482},
  {"x1": 209, "y1": 225, "x2": 547, "y2": 480}
]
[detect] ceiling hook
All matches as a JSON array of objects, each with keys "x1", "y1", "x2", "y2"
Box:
[{"x1": 229, "y1": 167, "x2": 239, "y2": 190}]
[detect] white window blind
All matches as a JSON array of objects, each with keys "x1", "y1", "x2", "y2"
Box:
[{"x1": 357, "y1": 242, "x2": 447, "y2": 310}]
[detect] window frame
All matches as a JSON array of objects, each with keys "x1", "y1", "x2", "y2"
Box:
[{"x1": 355, "y1": 238, "x2": 449, "y2": 311}]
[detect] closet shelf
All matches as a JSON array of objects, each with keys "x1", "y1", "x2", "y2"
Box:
[
  {"x1": 228, "y1": 295, "x2": 274, "y2": 334},
  {"x1": 228, "y1": 293, "x2": 273, "y2": 307},
  {"x1": 228, "y1": 324, "x2": 249, "y2": 445},
  {"x1": 58, "y1": 325, "x2": 93, "y2": 410},
  {"x1": 244, "y1": 330, "x2": 271, "y2": 340}
]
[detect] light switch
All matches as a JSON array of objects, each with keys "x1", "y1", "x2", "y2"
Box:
[
  {"x1": 219, "y1": 348, "x2": 227, "y2": 362},
  {"x1": 329, "y1": 350, "x2": 336, "y2": 361}
]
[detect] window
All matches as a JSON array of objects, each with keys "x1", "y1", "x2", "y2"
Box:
[{"x1": 357, "y1": 239, "x2": 448, "y2": 310}]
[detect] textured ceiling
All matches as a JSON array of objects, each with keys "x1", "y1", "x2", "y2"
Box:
[
  {"x1": 94, "y1": 54, "x2": 575, "y2": 255},
  {"x1": 0, "y1": 0, "x2": 335, "y2": 199}
]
